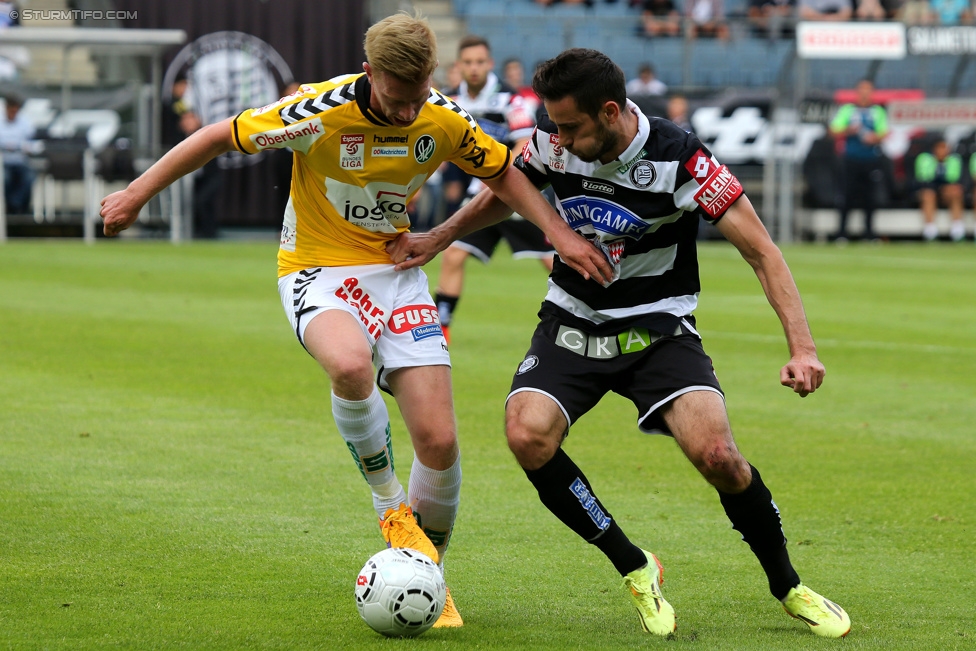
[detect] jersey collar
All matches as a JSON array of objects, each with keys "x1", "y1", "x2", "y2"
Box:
[
  {"x1": 600, "y1": 100, "x2": 649, "y2": 177},
  {"x1": 354, "y1": 73, "x2": 393, "y2": 127}
]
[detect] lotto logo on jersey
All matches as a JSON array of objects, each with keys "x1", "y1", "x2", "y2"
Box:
[
  {"x1": 340, "y1": 134, "x2": 365, "y2": 169},
  {"x1": 334, "y1": 277, "x2": 386, "y2": 339},
  {"x1": 388, "y1": 305, "x2": 442, "y2": 341},
  {"x1": 559, "y1": 196, "x2": 650, "y2": 239},
  {"x1": 250, "y1": 117, "x2": 325, "y2": 154},
  {"x1": 684, "y1": 149, "x2": 719, "y2": 180},
  {"x1": 519, "y1": 139, "x2": 532, "y2": 163},
  {"x1": 693, "y1": 164, "x2": 743, "y2": 218}
]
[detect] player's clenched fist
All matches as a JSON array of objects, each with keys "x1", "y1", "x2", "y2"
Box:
[{"x1": 100, "y1": 189, "x2": 143, "y2": 237}]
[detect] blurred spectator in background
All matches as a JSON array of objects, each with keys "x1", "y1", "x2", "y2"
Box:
[
  {"x1": 0, "y1": 1, "x2": 30, "y2": 81},
  {"x1": 164, "y1": 78, "x2": 220, "y2": 239},
  {"x1": 829, "y1": 79, "x2": 888, "y2": 242},
  {"x1": 626, "y1": 62, "x2": 668, "y2": 96},
  {"x1": 0, "y1": 92, "x2": 34, "y2": 214},
  {"x1": 855, "y1": 0, "x2": 888, "y2": 19},
  {"x1": 930, "y1": 0, "x2": 972, "y2": 23},
  {"x1": 748, "y1": 0, "x2": 795, "y2": 38},
  {"x1": 443, "y1": 60, "x2": 462, "y2": 90},
  {"x1": 915, "y1": 138, "x2": 965, "y2": 241},
  {"x1": 271, "y1": 82, "x2": 301, "y2": 220},
  {"x1": 685, "y1": 0, "x2": 731, "y2": 38},
  {"x1": 503, "y1": 57, "x2": 541, "y2": 114},
  {"x1": 897, "y1": 0, "x2": 935, "y2": 22},
  {"x1": 799, "y1": 0, "x2": 853, "y2": 20},
  {"x1": 535, "y1": 0, "x2": 593, "y2": 6},
  {"x1": 639, "y1": 0, "x2": 682, "y2": 36},
  {"x1": 436, "y1": 35, "x2": 550, "y2": 342},
  {"x1": 667, "y1": 94, "x2": 694, "y2": 133}
]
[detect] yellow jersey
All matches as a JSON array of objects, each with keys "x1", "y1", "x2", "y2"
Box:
[{"x1": 231, "y1": 73, "x2": 512, "y2": 276}]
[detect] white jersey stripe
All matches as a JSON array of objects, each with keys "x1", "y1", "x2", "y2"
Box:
[
  {"x1": 619, "y1": 244, "x2": 678, "y2": 280},
  {"x1": 543, "y1": 279, "x2": 699, "y2": 324}
]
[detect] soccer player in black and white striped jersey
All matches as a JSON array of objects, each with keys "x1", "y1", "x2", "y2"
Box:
[{"x1": 388, "y1": 48, "x2": 851, "y2": 638}]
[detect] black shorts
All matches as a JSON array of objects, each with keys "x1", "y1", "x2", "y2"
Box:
[
  {"x1": 454, "y1": 218, "x2": 555, "y2": 263},
  {"x1": 508, "y1": 312, "x2": 724, "y2": 435}
]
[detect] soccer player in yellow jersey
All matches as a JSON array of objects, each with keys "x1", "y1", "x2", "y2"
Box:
[{"x1": 100, "y1": 12, "x2": 611, "y2": 629}]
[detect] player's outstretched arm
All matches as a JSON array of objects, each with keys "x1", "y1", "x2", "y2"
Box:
[
  {"x1": 387, "y1": 182, "x2": 514, "y2": 271},
  {"x1": 716, "y1": 195, "x2": 825, "y2": 397},
  {"x1": 483, "y1": 166, "x2": 612, "y2": 285},
  {"x1": 100, "y1": 118, "x2": 237, "y2": 237},
  {"x1": 390, "y1": 166, "x2": 612, "y2": 284}
]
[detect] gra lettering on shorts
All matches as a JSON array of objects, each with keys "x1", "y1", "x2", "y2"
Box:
[
  {"x1": 388, "y1": 304, "x2": 443, "y2": 341},
  {"x1": 334, "y1": 277, "x2": 385, "y2": 338}
]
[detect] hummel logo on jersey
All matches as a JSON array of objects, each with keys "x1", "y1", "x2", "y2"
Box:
[
  {"x1": 582, "y1": 180, "x2": 614, "y2": 194},
  {"x1": 279, "y1": 82, "x2": 355, "y2": 124}
]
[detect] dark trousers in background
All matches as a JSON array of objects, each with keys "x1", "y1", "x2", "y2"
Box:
[
  {"x1": 836, "y1": 157, "x2": 884, "y2": 240},
  {"x1": 4, "y1": 162, "x2": 34, "y2": 215},
  {"x1": 193, "y1": 160, "x2": 222, "y2": 239}
]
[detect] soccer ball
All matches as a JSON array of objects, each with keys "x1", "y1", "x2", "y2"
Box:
[{"x1": 355, "y1": 547, "x2": 446, "y2": 637}]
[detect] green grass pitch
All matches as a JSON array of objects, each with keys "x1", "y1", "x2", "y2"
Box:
[{"x1": 1, "y1": 239, "x2": 974, "y2": 650}]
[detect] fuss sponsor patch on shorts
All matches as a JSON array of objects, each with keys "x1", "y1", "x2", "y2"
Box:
[{"x1": 388, "y1": 304, "x2": 443, "y2": 341}]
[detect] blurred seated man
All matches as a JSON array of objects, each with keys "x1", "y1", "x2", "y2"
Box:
[
  {"x1": 799, "y1": 0, "x2": 853, "y2": 20},
  {"x1": 667, "y1": 94, "x2": 694, "y2": 132},
  {"x1": 0, "y1": 93, "x2": 34, "y2": 214},
  {"x1": 915, "y1": 138, "x2": 965, "y2": 241},
  {"x1": 856, "y1": 0, "x2": 887, "y2": 18},
  {"x1": 626, "y1": 62, "x2": 668, "y2": 96},
  {"x1": 748, "y1": 0, "x2": 795, "y2": 38},
  {"x1": 930, "y1": 0, "x2": 972, "y2": 24},
  {"x1": 897, "y1": 0, "x2": 934, "y2": 22},
  {"x1": 685, "y1": 0, "x2": 731, "y2": 38},
  {"x1": 639, "y1": 0, "x2": 682, "y2": 36}
]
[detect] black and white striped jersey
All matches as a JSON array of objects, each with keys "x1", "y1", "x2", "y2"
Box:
[
  {"x1": 444, "y1": 71, "x2": 536, "y2": 148},
  {"x1": 513, "y1": 100, "x2": 744, "y2": 336}
]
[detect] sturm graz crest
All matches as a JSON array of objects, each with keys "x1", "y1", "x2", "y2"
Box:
[
  {"x1": 516, "y1": 355, "x2": 539, "y2": 375},
  {"x1": 630, "y1": 160, "x2": 656, "y2": 188},
  {"x1": 414, "y1": 135, "x2": 436, "y2": 163},
  {"x1": 163, "y1": 31, "x2": 294, "y2": 168}
]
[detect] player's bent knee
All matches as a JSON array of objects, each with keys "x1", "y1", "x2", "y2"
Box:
[
  {"x1": 691, "y1": 444, "x2": 750, "y2": 489},
  {"x1": 505, "y1": 406, "x2": 562, "y2": 470}
]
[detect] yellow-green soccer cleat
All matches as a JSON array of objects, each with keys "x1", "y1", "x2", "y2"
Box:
[
  {"x1": 379, "y1": 503, "x2": 440, "y2": 565},
  {"x1": 623, "y1": 550, "x2": 676, "y2": 636},
  {"x1": 432, "y1": 587, "x2": 463, "y2": 628},
  {"x1": 782, "y1": 584, "x2": 851, "y2": 638}
]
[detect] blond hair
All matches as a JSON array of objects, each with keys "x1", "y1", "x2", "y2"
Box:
[{"x1": 364, "y1": 11, "x2": 438, "y2": 84}]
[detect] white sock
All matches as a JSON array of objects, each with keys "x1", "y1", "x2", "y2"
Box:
[
  {"x1": 923, "y1": 223, "x2": 939, "y2": 241},
  {"x1": 950, "y1": 220, "x2": 965, "y2": 242},
  {"x1": 331, "y1": 388, "x2": 406, "y2": 518},
  {"x1": 408, "y1": 454, "x2": 462, "y2": 566}
]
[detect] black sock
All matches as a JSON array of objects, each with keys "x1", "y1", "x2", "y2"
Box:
[
  {"x1": 718, "y1": 465, "x2": 800, "y2": 600},
  {"x1": 524, "y1": 448, "x2": 646, "y2": 576},
  {"x1": 435, "y1": 293, "x2": 459, "y2": 327}
]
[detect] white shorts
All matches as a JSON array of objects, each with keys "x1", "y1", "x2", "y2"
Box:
[{"x1": 278, "y1": 264, "x2": 450, "y2": 389}]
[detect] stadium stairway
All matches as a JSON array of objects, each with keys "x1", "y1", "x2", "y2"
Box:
[{"x1": 16, "y1": 0, "x2": 99, "y2": 85}]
